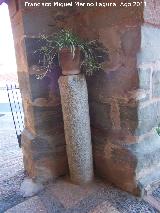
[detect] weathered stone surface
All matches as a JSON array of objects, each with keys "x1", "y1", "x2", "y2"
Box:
[
  {"x1": 22, "y1": 129, "x2": 68, "y2": 182},
  {"x1": 22, "y1": 7, "x2": 60, "y2": 36},
  {"x1": 31, "y1": 136, "x2": 66, "y2": 161},
  {"x1": 89, "y1": 102, "x2": 111, "y2": 131},
  {"x1": 5, "y1": 196, "x2": 47, "y2": 213},
  {"x1": 29, "y1": 75, "x2": 50, "y2": 101},
  {"x1": 121, "y1": 27, "x2": 141, "y2": 56},
  {"x1": 25, "y1": 104, "x2": 63, "y2": 135},
  {"x1": 137, "y1": 102, "x2": 160, "y2": 135},
  {"x1": 84, "y1": 5, "x2": 142, "y2": 29},
  {"x1": 129, "y1": 133, "x2": 160, "y2": 179},
  {"x1": 93, "y1": 127, "x2": 160, "y2": 195},
  {"x1": 99, "y1": 26, "x2": 121, "y2": 51},
  {"x1": 92, "y1": 128, "x2": 137, "y2": 147},
  {"x1": 33, "y1": 105, "x2": 63, "y2": 134},
  {"x1": 98, "y1": 26, "x2": 122, "y2": 72},
  {"x1": 152, "y1": 71, "x2": 160, "y2": 97},
  {"x1": 94, "y1": 142, "x2": 139, "y2": 195},
  {"x1": 87, "y1": 68, "x2": 139, "y2": 102},
  {"x1": 20, "y1": 178, "x2": 44, "y2": 197},
  {"x1": 120, "y1": 101, "x2": 160, "y2": 136},
  {"x1": 110, "y1": 99, "x2": 121, "y2": 129},
  {"x1": 120, "y1": 105, "x2": 138, "y2": 135},
  {"x1": 48, "y1": 178, "x2": 103, "y2": 209},
  {"x1": 90, "y1": 201, "x2": 120, "y2": 213},
  {"x1": 17, "y1": 72, "x2": 31, "y2": 101},
  {"x1": 59, "y1": 74, "x2": 93, "y2": 184},
  {"x1": 127, "y1": 89, "x2": 149, "y2": 103},
  {"x1": 137, "y1": 25, "x2": 160, "y2": 65},
  {"x1": 138, "y1": 68, "x2": 151, "y2": 90}
]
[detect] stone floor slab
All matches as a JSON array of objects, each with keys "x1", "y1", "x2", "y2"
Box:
[
  {"x1": 144, "y1": 195, "x2": 160, "y2": 212},
  {"x1": 5, "y1": 196, "x2": 47, "y2": 213},
  {"x1": 0, "y1": 113, "x2": 25, "y2": 212},
  {"x1": 47, "y1": 178, "x2": 104, "y2": 208},
  {"x1": 90, "y1": 201, "x2": 120, "y2": 213}
]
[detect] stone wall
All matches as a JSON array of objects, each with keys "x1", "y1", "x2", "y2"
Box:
[
  {"x1": 7, "y1": 0, "x2": 160, "y2": 195},
  {"x1": 83, "y1": 6, "x2": 142, "y2": 195},
  {"x1": 87, "y1": 1, "x2": 160, "y2": 195},
  {"x1": 7, "y1": 0, "x2": 68, "y2": 182}
]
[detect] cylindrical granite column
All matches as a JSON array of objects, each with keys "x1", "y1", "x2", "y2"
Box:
[{"x1": 58, "y1": 74, "x2": 93, "y2": 184}]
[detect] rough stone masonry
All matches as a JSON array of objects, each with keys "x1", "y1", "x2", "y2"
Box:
[{"x1": 5, "y1": 0, "x2": 160, "y2": 196}]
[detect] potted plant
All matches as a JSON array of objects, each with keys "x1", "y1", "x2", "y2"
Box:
[{"x1": 35, "y1": 29, "x2": 106, "y2": 79}]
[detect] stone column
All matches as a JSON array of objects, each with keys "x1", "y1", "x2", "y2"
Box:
[{"x1": 58, "y1": 74, "x2": 93, "y2": 184}]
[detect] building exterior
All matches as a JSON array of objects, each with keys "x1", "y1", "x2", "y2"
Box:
[{"x1": 2, "y1": 0, "x2": 160, "y2": 196}]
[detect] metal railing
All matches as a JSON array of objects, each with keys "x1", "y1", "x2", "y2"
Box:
[{"x1": 6, "y1": 84, "x2": 24, "y2": 148}]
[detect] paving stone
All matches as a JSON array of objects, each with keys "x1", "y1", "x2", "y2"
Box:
[
  {"x1": 89, "y1": 201, "x2": 120, "y2": 213},
  {"x1": 0, "y1": 113, "x2": 25, "y2": 212},
  {"x1": 144, "y1": 195, "x2": 160, "y2": 212},
  {"x1": 47, "y1": 178, "x2": 104, "y2": 209},
  {"x1": 0, "y1": 113, "x2": 23, "y2": 182},
  {"x1": 5, "y1": 196, "x2": 47, "y2": 213}
]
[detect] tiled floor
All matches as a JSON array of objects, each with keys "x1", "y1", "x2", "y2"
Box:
[
  {"x1": 89, "y1": 201, "x2": 120, "y2": 213},
  {"x1": 5, "y1": 177, "x2": 160, "y2": 213},
  {"x1": 0, "y1": 113, "x2": 25, "y2": 213},
  {"x1": 39, "y1": 178, "x2": 159, "y2": 213},
  {"x1": 5, "y1": 196, "x2": 47, "y2": 213}
]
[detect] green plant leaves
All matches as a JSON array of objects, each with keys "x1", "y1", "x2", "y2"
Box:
[{"x1": 35, "y1": 29, "x2": 106, "y2": 79}]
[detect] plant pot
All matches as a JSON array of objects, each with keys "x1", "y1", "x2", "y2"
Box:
[{"x1": 59, "y1": 48, "x2": 81, "y2": 75}]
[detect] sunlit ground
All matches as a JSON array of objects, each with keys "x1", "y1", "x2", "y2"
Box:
[{"x1": 0, "y1": 3, "x2": 18, "y2": 86}]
